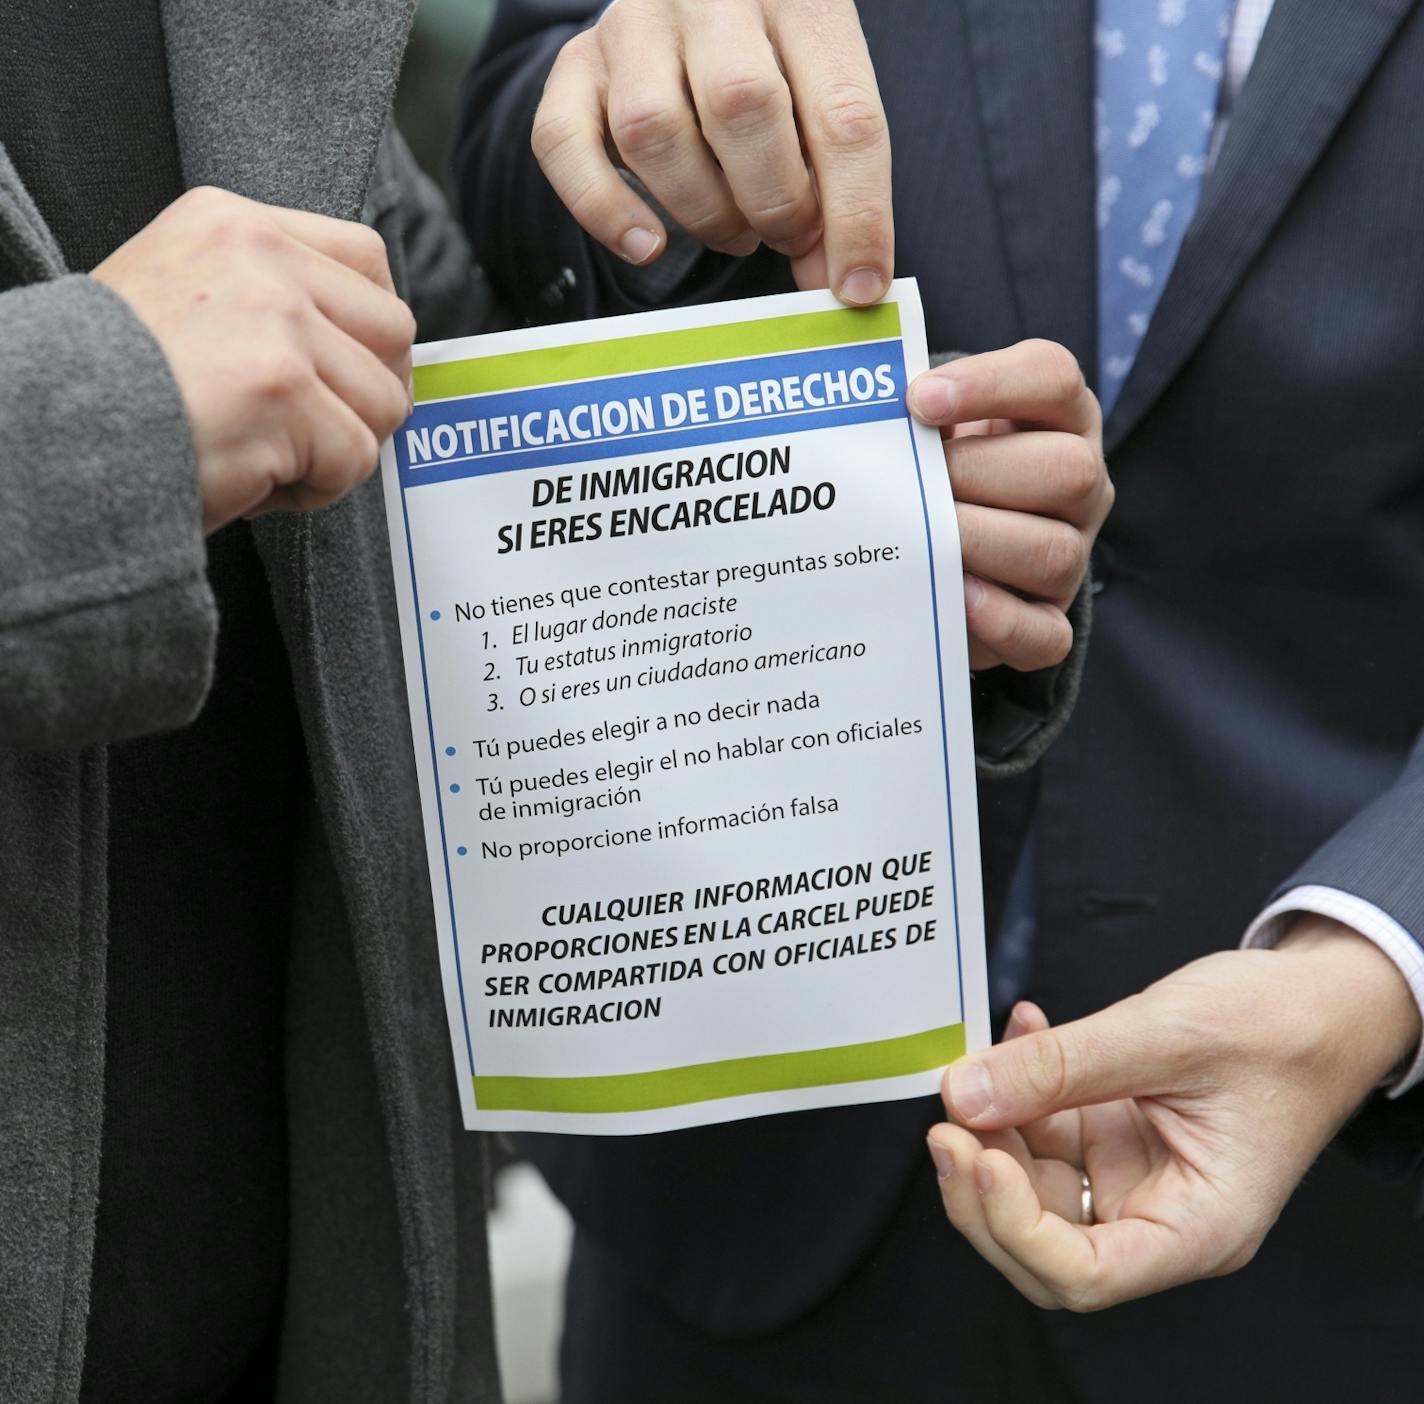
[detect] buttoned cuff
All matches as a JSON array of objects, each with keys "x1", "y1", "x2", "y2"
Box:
[{"x1": 1242, "y1": 885, "x2": 1424, "y2": 1096}]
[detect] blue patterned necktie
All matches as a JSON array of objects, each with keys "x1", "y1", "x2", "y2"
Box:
[
  {"x1": 1095, "y1": 0, "x2": 1236, "y2": 415},
  {"x1": 988, "y1": 2, "x2": 1238, "y2": 1009}
]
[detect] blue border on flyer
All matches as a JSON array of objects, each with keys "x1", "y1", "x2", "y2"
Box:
[
  {"x1": 904, "y1": 418, "x2": 966, "y2": 1018},
  {"x1": 397, "y1": 331, "x2": 968, "y2": 1108},
  {"x1": 399, "y1": 488, "x2": 478, "y2": 1081}
]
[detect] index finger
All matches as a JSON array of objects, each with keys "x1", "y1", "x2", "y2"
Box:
[
  {"x1": 772, "y1": 0, "x2": 893, "y2": 305},
  {"x1": 909, "y1": 340, "x2": 1101, "y2": 438}
]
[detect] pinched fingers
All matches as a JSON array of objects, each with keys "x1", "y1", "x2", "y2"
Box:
[{"x1": 532, "y1": 29, "x2": 670, "y2": 265}]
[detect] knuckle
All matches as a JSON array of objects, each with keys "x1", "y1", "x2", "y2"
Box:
[
  {"x1": 1099, "y1": 469, "x2": 1117, "y2": 516},
  {"x1": 372, "y1": 296, "x2": 417, "y2": 358},
  {"x1": 1052, "y1": 436, "x2": 1106, "y2": 509},
  {"x1": 744, "y1": 189, "x2": 819, "y2": 238},
  {"x1": 346, "y1": 222, "x2": 391, "y2": 277},
  {"x1": 1045, "y1": 613, "x2": 1074, "y2": 666},
  {"x1": 1018, "y1": 1028, "x2": 1075, "y2": 1108},
  {"x1": 251, "y1": 277, "x2": 309, "y2": 327},
  {"x1": 1025, "y1": 338, "x2": 1086, "y2": 403},
  {"x1": 216, "y1": 208, "x2": 283, "y2": 256},
  {"x1": 702, "y1": 68, "x2": 787, "y2": 130},
  {"x1": 818, "y1": 198, "x2": 890, "y2": 248},
  {"x1": 335, "y1": 422, "x2": 380, "y2": 479},
  {"x1": 556, "y1": 170, "x2": 628, "y2": 232},
  {"x1": 176, "y1": 184, "x2": 232, "y2": 220},
  {"x1": 293, "y1": 482, "x2": 344, "y2": 514},
  {"x1": 987, "y1": 600, "x2": 1034, "y2": 659},
  {"x1": 373, "y1": 376, "x2": 412, "y2": 438},
  {"x1": 255, "y1": 348, "x2": 313, "y2": 403},
  {"x1": 247, "y1": 436, "x2": 297, "y2": 493},
  {"x1": 530, "y1": 109, "x2": 588, "y2": 169},
  {"x1": 1003, "y1": 606, "x2": 1072, "y2": 668},
  {"x1": 1037, "y1": 523, "x2": 1090, "y2": 596},
  {"x1": 813, "y1": 84, "x2": 888, "y2": 153},
  {"x1": 608, "y1": 100, "x2": 687, "y2": 163},
  {"x1": 563, "y1": 27, "x2": 600, "y2": 62},
  {"x1": 1060, "y1": 1280, "x2": 1109, "y2": 1314}
]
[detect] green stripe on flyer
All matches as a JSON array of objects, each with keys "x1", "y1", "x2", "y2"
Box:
[
  {"x1": 413, "y1": 302, "x2": 903, "y2": 404},
  {"x1": 473, "y1": 1021, "x2": 963, "y2": 1115}
]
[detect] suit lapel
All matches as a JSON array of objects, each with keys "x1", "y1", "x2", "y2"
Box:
[
  {"x1": 959, "y1": 0, "x2": 1098, "y2": 378},
  {"x1": 1103, "y1": 0, "x2": 1420, "y2": 450},
  {"x1": 157, "y1": 0, "x2": 414, "y2": 218}
]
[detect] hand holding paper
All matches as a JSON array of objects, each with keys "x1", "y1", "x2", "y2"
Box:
[
  {"x1": 928, "y1": 916, "x2": 1421, "y2": 1310},
  {"x1": 909, "y1": 341, "x2": 1111, "y2": 673},
  {"x1": 382, "y1": 280, "x2": 990, "y2": 1133},
  {"x1": 533, "y1": 0, "x2": 892, "y2": 303}
]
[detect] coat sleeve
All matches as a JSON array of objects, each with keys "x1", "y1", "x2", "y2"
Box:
[
  {"x1": 0, "y1": 275, "x2": 215, "y2": 751},
  {"x1": 1270, "y1": 729, "x2": 1424, "y2": 1177}
]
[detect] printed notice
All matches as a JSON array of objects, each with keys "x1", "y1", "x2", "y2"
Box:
[{"x1": 381, "y1": 280, "x2": 989, "y2": 1134}]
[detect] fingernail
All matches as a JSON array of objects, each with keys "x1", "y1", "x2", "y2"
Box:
[
  {"x1": 963, "y1": 573, "x2": 987, "y2": 611},
  {"x1": 1002, "y1": 1009, "x2": 1025, "y2": 1041},
  {"x1": 839, "y1": 267, "x2": 886, "y2": 306},
  {"x1": 949, "y1": 1061, "x2": 994, "y2": 1123},
  {"x1": 910, "y1": 376, "x2": 959, "y2": 423},
  {"x1": 927, "y1": 1138, "x2": 954, "y2": 1182},
  {"x1": 974, "y1": 1158, "x2": 995, "y2": 1195},
  {"x1": 619, "y1": 227, "x2": 660, "y2": 265}
]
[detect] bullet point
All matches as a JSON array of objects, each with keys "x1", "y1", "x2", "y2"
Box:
[
  {"x1": 450, "y1": 783, "x2": 461, "y2": 793},
  {"x1": 430, "y1": 609, "x2": 441, "y2": 621},
  {"x1": 445, "y1": 746, "x2": 456, "y2": 756},
  {"x1": 457, "y1": 846, "x2": 468, "y2": 856}
]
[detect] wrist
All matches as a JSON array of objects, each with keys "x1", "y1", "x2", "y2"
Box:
[{"x1": 1275, "y1": 915, "x2": 1421, "y2": 1095}]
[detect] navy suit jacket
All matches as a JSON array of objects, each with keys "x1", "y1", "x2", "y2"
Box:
[{"x1": 457, "y1": 0, "x2": 1424, "y2": 1336}]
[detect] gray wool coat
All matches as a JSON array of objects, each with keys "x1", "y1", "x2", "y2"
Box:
[{"x1": 0, "y1": 2, "x2": 502, "y2": 1400}]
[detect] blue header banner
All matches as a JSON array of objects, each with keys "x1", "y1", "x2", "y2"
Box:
[{"x1": 395, "y1": 340, "x2": 909, "y2": 488}]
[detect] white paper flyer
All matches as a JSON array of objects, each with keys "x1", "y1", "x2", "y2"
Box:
[{"x1": 380, "y1": 279, "x2": 988, "y2": 1133}]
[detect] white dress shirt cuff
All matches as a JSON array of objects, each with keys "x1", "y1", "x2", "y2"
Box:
[{"x1": 1241, "y1": 885, "x2": 1424, "y2": 1097}]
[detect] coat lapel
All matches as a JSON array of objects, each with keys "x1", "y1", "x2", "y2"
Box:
[
  {"x1": 0, "y1": 147, "x2": 66, "y2": 281},
  {"x1": 157, "y1": 0, "x2": 414, "y2": 218},
  {"x1": 959, "y1": 0, "x2": 1098, "y2": 378},
  {"x1": 1103, "y1": 0, "x2": 1420, "y2": 450}
]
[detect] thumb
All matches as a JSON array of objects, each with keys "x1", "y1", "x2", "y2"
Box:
[{"x1": 943, "y1": 995, "x2": 1183, "y2": 1130}]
